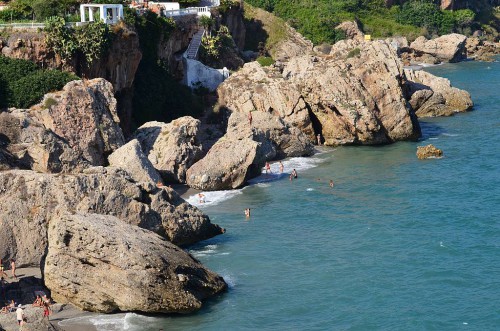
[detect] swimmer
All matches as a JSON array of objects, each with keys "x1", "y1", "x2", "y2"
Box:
[
  {"x1": 265, "y1": 162, "x2": 271, "y2": 174},
  {"x1": 291, "y1": 169, "x2": 298, "y2": 179},
  {"x1": 244, "y1": 208, "x2": 251, "y2": 218},
  {"x1": 329, "y1": 180, "x2": 334, "y2": 188},
  {"x1": 198, "y1": 193, "x2": 205, "y2": 203}
]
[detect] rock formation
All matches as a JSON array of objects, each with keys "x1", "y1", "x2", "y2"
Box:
[
  {"x1": 409, "y1": 34, "x2": 467, "y2": 63},
  {"x1": 44, "y1": 213, "x2": 227, "y2": 313},
  {"x1": 186, "y1": 137, "x2": 261, "y2": 191},
  {"x1": 0, "y1": 109, "x2": 88, "y2": 173},
  {"x1": 335, "y1": 21, "x2": 365, "y2": 41},
  {"x1": 108, "y1": 139, "x2": 163, "y2": 185},
  {"x1": 404, "y1": 69, "x2": 473, "y2": 117},
  {"x1": 218, "y1": 39, "x2": 421, "y2": 146},
  {"x1": 0, "y1": 168, "x2": 224, "y2": 266},
  {"x1": 134, "y1": 117, "x2": 204, "y2": 184},
  {"x1": 417, "y1": 144, "x2": 443, "y2": 159},
  {"x1": 32, "y1": 79, "x2": 125, "y2": 166},
  {"x1": 186, "y1": 110, "x2": 314, "y2": 190}
]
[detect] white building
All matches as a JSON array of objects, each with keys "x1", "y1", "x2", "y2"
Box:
[{"x1": 80, "y1": 4, "x2": 124, "y2": 25}]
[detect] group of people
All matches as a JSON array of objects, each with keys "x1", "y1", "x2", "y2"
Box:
[{"x1": 1, "y1": 294, "x2": 52, "y2": 327}]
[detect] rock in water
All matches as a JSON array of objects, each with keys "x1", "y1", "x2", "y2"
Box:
[
  {"x1": 186, "y1": 138, "x2": 261, "y2": 190},
  {"x1": 44, "y1": 213, "x2": 227, "y2": 313},
  {"x1": 417, "y1": 144, "x2": 443, "y2": 159},
  {"x1": 405, "y1": 69, "x2": 473, "y2": 117},
  {"x1": 409, "y1": 34, "x2": 467, "y2": 63},
  {"x1": 0, "y1": 169, "x2": 224, "y2": 266}
]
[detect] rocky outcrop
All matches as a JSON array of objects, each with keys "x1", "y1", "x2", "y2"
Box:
[
  {"x1": 409, "y1": 34, "x2": 467, "y2": 63},
  {"x1": 0, "y1": 109, "x2": 89, "y2": 173},
  {"x1": 404, "y1": 69, "x2": 473, "y2": 117},
  {"x1": 32, "y1": 78, "x2": 125, "y2": 166},
  {"x1": 335, "y1": 21, "x2": 364, "y2": 41},
  {"x1": 186, "y1": 138, "x2": 261, "y2": 190},
  {"x1": 226, "y1": 111, "x2": 314, "y2": 158},
  {"x1": 466, "y1": 37, "x2": 500, "y2": 61},
  {"x1": 134, "y1": 117, "x2": 204, "y2": 184},
  {"x1": 417, "y1": 144, "x2": 443, "y2": 159},
  {"x1": 0, "y1": 168, "x2": 224, "y2": 266},
  {"x1": 108, "y1": 139, "x2": 162, "y2": 185},
  {"x1": 44, "y1": 212, "x2": 227, "y2": 313},
  {"x1": 218, "y1": 3, "x2": 246, "y2": 50},
  {"x1": 218, "y1": 40, "x2": 421, "y2": 146}
]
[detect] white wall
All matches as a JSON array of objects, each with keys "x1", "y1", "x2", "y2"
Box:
[
  {"x1": 156, "y1": 2, "x2": 180, "y2": 10},
  {"x1": 184, "y1": 58, "x2": 229, "y2": 92}
]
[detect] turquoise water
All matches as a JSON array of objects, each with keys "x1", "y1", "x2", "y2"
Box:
[{"x1": 63, "y1": 59, "x2": 500, "y2": 330}]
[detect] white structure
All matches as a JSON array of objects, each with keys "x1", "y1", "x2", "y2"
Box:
[{"x1": 80, "y1": 4, "x2": 124, "y2": 25}]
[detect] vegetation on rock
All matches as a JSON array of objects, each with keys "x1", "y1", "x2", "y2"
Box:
[
  {"x1": 0, "y1": 56, "x2": 77, "y2": 109},
  {"x1": 244, "y1": 0, "x2": 497, "y2": 44}
]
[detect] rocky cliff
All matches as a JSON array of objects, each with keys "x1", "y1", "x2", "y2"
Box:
[{"x1": 218, "y1": 39, "x2": 421, "y2": 146}]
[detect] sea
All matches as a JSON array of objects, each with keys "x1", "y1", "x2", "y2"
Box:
[{"x1": 59, "y1": 58, "x2": 500, "y2": 330}]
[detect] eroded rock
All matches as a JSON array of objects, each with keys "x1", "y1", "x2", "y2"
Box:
[
  {"x1": 417, "y1": 144, "x2": 443, "y2": 159},
  {"x1": 44, "y1": 213, "x2": 227, "y2": 313},
  {"x1": 0, "y1": 168, "x2": 224, "y2": 266},
  {"x1": 134, "y1": 117, "x2": 204, "y2": 184},
  {"x1": 409, "y1": 34, "x2": 467, "y2": 63}
]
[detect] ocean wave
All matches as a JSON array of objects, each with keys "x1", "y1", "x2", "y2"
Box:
[{"x1": 59, "y1": 312, "x2": 161, "y2": 331}]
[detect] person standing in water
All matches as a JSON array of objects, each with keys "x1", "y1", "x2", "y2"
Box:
[
  {"x1": 279, "y1": 161, "x2": 284, "y2": 173},
  {"x1": 244, "y1": 208, "x2": 251, "y2": 218},
  {"x1": 292, "y1": 169, "x2": 298, "y2": 178},
  {"x1": 265, "y1": 162, "x2": 271, "y2": 174},
  {"x1": 329, "y1": 180, "x2": 334, "y2": 188}
]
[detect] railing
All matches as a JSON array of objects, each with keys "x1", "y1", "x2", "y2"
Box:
[
  {"x1": 185, "y1": 28, "x2": 205, "y2": 60},
  {"x1": 163, "y1": 7, "x2": 198, "y2": 18},
  {"x1": 0, "y1": 22, "x2": 80, "y2": 29}
]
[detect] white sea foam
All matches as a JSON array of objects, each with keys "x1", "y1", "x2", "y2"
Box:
[
  {"x1": 187, "y1": 155, "x2": 325, "y2": 207},
  {"x1": 306, "y1": 188, "x2": 314, "y2": 191},
  {"x1": 442, "y1": 133, "x2": 459, "y2": 137},
  {"x1": 59, "y1": 312, "x2": 162, "y2": 331},
  {"x1": 188, "y1": 244, "x2": 224, "y2": 259},
  {"x1": 186, "y1": 189, "x2": 243, "y2": 207},
  {"x1": 220, "y1": 271, "x2": 236, "y2": 288}
]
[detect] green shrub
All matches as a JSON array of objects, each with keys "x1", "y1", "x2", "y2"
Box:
[
  {"x1": 8, "y1": 69, "x2": 77, "y2": 108},
  {"x1": 346, "y1": 48, "x2": 361, "y2": 59},
  {"x1": 256, "y1": 56, "x2": 275, "y2": 66}
]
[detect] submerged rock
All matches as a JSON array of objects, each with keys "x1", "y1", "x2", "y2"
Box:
[
  {"x1": 417, "y1": 144, "x2": 443, "y2": 159},
  {"x1": 0, "y1": 168, "x2": 224, "y2": 266},
  {"x1": 44, "y1": 213, "x2": 227, "y2": 313}
]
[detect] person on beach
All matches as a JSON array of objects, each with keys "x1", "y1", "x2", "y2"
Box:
[
  {"x1": 32, "y1": 295, "x2": 43, "y2": 308},
  {"x1": 198, "y1": 193, "x2": 205, "y2": 203},
  {"x1": 248, "y1": 111, "x2": 252, "y2": 126},
  {"x1": 10, "y1": 259, "x2": 17, "y2": 280},
  {"x1": 279, "y1": 161, "x2": 284, "y2": 173},
  {"x1": 0, "y1": 259, "x2": 7, "y2": 279},
  {"x1": 317, "y1": 134, "x2": 322, "y2": 145},
  {"x1": 0, "y1": 299, "x2": 15, "y2": 313},
  {"x1": 16, "y1": 304, "x2": 24, "y2": 326},
  {"x1": 265, "y1": 162, "x2": 271, "y2": 174},
  {"x1": 329, "y1": 180, "x2": 334, "y2": 188},
  {"x1": 42, "y1": 301, "x2": 51, "y2": 322}
]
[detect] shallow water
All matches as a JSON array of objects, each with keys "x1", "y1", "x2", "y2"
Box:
[{"x1": 64, "y1": 58, "x2": 500, "y2": 330}]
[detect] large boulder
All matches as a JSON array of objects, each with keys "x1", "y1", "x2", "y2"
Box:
[
  {"x1": 186, "y1": 138, "x2": 261, "y2": 190},
  {"x1": 404, "y1": 69, "x2": 473, "y2": 117},
  {"x1": 44, "y1": 213, "x2": 227, "y2": 313},
  {"x1": 335, "y1": 21, "x2": 364, "y2": 41},
  {"x1": 409, "y1": 34, "x2": 467, "y2": 63},
  {"x1": 108, "y1": 139, "x2": 162, "y2": 185},
  {"x1": 226, "y1": 111, "x2": 314, "y2": 158},
  {"x1": 0, "y1": 109, "x2": 89, "y2": 173},
  {"x1": 33, "y1": 78, "x2": 125, "y2": 166},
  {"x1": 134, "y1": 117, "x2": 204, "y2": 184},
  {"x1": 0, "y1": 168, "x2": 224, "y2": 266}
]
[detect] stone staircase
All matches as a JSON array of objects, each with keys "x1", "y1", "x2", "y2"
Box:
[{"x1": 186, "y1": 29, "x2": 205, "y2": 60}]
